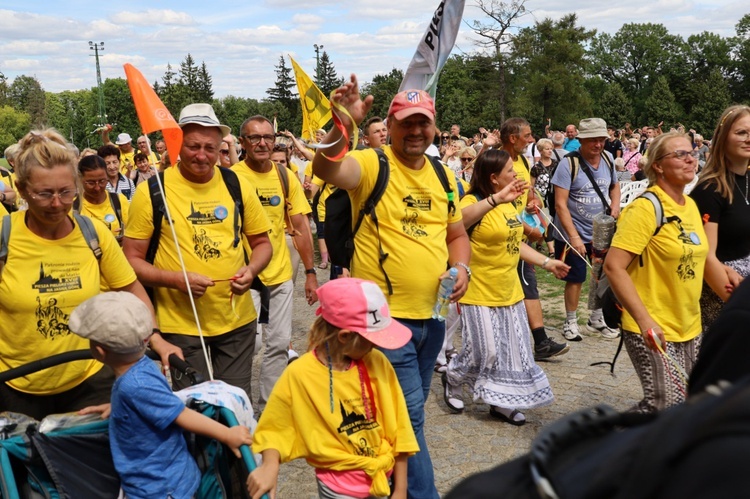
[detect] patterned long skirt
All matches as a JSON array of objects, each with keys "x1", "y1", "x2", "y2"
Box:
[{"x1": 446, "y1": 301, "x2": 554, "y2": 409}]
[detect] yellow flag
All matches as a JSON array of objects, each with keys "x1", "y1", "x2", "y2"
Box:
[{"x1": 289, "y1": 55, "x2": 331, "y2": 141}]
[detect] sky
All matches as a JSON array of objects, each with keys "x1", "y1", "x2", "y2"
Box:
[{"x1": 0, "y1": 0, "x2": 746, "y2": 101}]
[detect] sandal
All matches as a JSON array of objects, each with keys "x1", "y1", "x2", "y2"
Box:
[
  {"x1": 441, "y1": 373, "x2": 464, "y2": 413},
  {"x1": 489, "y1": 406, "x2": 526, "y2": 426}
]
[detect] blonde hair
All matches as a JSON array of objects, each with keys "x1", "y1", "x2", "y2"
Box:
[
  {"x1": 643, "y1": 131, "x2": 690, "y2": 186},
  {"x1": 458, "y1": 146, "x2": 476, "y2": 159},
  {"x1": 307, "y1": 316, "x2": 369, "y2": 358},
  {"x1": 698, "y1": 105, "x2": 750, "y2": 204},
  {"x1": 15, "y1": 128, "x2": 77, "y2": 189},
  {"x1": 536, "y1": 138, "x2": 553, "y2": 151}
]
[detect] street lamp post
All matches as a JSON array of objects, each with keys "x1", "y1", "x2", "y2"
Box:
[
  {"x1": 313, "y1": 43, "x2": 324, "y2": 82},
  {"x1": 89, "y1": 41, "x2": 106, "y2": 127}
]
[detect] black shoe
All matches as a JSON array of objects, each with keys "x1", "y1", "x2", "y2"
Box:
[{"x1": 534, "y1": 337, "x2": 570, "y2": 361}]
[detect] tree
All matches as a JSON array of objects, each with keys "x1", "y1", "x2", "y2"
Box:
[
  {"x1": 361, "y1": 68, "x2": 404, "y2": 121},
  {"x1": 314, "y1": 51, "x2": 342, "y2": 97},
  {"x1": 8, "y1": 75, "x2": 46, "y2": 128},
  {"x1": 643, "y1": 76, "x2": 682, "y2": 127},
  {"x1": 0, "y1": 71, "x2": 8, "y2": 107},
  {"x1": 510, "y1": 14, "x2": 595, "y2": 133},
  {"x1": 196, "y1": 62, "x2": 214, "y2": 102},
  {"x1": 596, "y1": 82, "x2": 632, "y2": 128},
  {"x1": 267, "y1": 56, "x2": 297, "y2": 103},
  {"x1": 469, "y1": 0, "x2": 528, "y2": 123},
  {"x1": 588, "y1": 23, "x2": 686, "y2": 123},
  {"x1": 99, "y1": 78, "x2": 140, "y2": 143},
  {"x1": 687, "y1": 69, "x2": 731, "y2": 135},
  {"x1": 0, "y1": 105, "x2": 31, "y2": 151},
  {"x1": 733, "y1": 14, "x2": 750, "y2": 103}
]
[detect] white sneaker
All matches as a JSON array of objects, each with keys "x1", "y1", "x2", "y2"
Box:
[
  {"x1": 563, "y1": 320, "x2": 583, "y2": 341},
  {"x1": 587, "y1": 318, "x2": 621, "y2": 339},
  {"x1": 288, "y1": 348, "x2": 300, "y2": 364}
]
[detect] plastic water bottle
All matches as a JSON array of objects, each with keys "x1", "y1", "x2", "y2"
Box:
[{"x1": 432, "y1": 267, "x2": 458, "y2": 321}]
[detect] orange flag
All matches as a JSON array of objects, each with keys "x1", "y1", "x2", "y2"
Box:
[{"x1": 123, "y1": 63, "x2": 182, "y2": 165}]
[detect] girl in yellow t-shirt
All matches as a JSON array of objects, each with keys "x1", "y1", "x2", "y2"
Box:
[
  {"x1": 605, "y1": 132, "x2": 709, "y2": 413},
  {"x1": 442, "y1": 149, "x2": 569, "y2": 425},
  {"x1": 247, "y1": 278, "x2": 419, "y2": 499},
  {"x1": 0, "y1": 128, "x2": 155, "y2": 421}
]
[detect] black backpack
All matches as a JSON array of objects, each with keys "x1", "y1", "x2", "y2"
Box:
[
  {"x1": 546, "y1": 151, "x2": 615, "y2": 218},
  {"x1": 325, "y1": 149, "x2": 456, "y2": 294},
  {"x1": 446, "y1": 374, "x2": 750, "y2": 499}
]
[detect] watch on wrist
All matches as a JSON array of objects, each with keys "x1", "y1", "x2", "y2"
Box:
[
  {"x1": 305, "y1": 268, "x2": 317, "y2": 275},
  {"x1": 453, "y1": 262, "x2": 471, "y2": 281}
]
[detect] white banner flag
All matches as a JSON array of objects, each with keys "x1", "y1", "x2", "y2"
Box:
[{"x1": 399, "y1": 0, "x2": 466, "y2": 96}]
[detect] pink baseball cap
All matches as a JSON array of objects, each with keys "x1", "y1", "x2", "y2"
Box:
[
  {"x1": 315, "y1": 278, "x2": 412, "y2": 350},
  {"x1": 387, "y1": 90, "x2": 436, "y2": 122}
]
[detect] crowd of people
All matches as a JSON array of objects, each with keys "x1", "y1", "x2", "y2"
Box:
[{"x1": 0, "y1": 78, "x2": 748, "y2": 497}]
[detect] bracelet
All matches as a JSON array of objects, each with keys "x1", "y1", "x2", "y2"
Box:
[
  {"x1": 541, "y1": 257, "x2": 550, "y2": 269},
  {"x1": 486, "y1": 196, "x2": 496, "y2": 208},
  {"x1": 453, "y1": 262, "x2": 472, "y2": 282}
]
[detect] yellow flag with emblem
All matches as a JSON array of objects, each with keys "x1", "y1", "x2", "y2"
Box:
[{"x1": 289, "y1": 55, "x2": 331, "y2": 141}]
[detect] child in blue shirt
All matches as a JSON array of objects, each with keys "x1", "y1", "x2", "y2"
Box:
[{"x1": 69, "y1": 291, "x2": 253, "y2": 499}]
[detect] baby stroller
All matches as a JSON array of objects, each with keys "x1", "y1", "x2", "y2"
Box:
[{"x1": 0, "y1": 350, "x2": 266, "y2": 499}]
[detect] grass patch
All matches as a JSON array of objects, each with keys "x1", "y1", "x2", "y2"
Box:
[{"x1": 535, "y1": 264, "x2": 592, "y2": 329}]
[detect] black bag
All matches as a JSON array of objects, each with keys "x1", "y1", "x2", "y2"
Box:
[{"x1": 447, "y1": 374, "x2": 750, "y2": 499}]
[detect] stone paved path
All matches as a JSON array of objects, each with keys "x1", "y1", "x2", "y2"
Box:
[{"x1": 255, "y1": 268, "x2": 642, "y2": 498}]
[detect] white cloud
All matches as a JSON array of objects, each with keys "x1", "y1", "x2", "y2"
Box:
[{"x1": 109, "y1": 9, "x2": 196, "y2": 26}]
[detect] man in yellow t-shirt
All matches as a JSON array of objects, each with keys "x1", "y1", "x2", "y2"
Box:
[
  {"x1": 124, "y1": 103, "x2": 273, "y2": 399},
  {"x1": 500, "y1": 118, "x2": 569, "y2": 361},
  {"x1": 233, "y1": 114, "x2": 316, "y2": 411},
  {"x1": 312, "y1": 85, "x2": 470, "y2": 499}
]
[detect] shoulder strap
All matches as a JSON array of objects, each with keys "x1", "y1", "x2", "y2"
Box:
[
  {"x1": 354, "y1": 148, "x2": 392, "y2": 295},
  {"x1": 146, "y1": 173, "x2": 166, "y2": 265},
  {"x1": 0, "y1": 214, "x2": 11, "y2": 264},
  {"x1": 218, "y1": 167, "x2": 244, "y2": 249},
  {"x1": 571, "y1": 152, "x2": 611, "y2": 215},
  {"x1": 72, "y1": 197, "x2": 81, "y2": 213},
  {"x1": 275, "y1": 162, "x2": 298, "y2": 237},
  {"x1": 72, "y1": 213, "x2": 102, "y2": 260},
  {"x1": 553, "y1": 149, "x2": 561, "y2": 162},
  {"x1": 108, "y1": 192, "x2": 123, "y2": 229},
  {"x1": 427, "y1": 155, "x2": 456, "y2": 216},
  {"x1": 639, "y1": 191, "x2": 680, "y2": 236},
  {"x1": 520, "y1": 155, "x2": 530, "y2": 172}
]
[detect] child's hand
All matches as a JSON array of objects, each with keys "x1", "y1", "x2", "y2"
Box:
[
  {"x1": 78, "y1": 403, "x2": 111, "y2": 419},
  {"x1": 224, "y1": 425, "x2": 253, "y2": 458},
  {"x1": 247, "y1": 462, "x2": 278, "y2": 499}
]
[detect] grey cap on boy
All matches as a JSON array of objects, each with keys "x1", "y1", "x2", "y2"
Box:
[{"x1": 69, "y1": 292, "x2": 153, "y2": 354}]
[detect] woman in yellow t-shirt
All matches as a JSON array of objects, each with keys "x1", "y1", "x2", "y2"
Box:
[
  {"x1": 605, "y1": 132, "x2": 709, "y2": 413},
  {"x1": 0, "y1": 128, "x2": 158, "y2": 421},
  {"x1": 441, "y1": 149, "x2": 569, "y2": 425},
  {"x1": 77, "y1": 154, "x2": 129, "y2": 244}
]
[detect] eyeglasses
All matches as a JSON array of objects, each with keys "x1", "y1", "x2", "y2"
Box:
[
  {"x1": 656, "y1": 150, "x2": 699, "y2": 161},
  {"x1": 241, "y1": 134, "x2": 275, "y2": 145},
  {"x1": 273, "y1": 144, "x2": 288, "y2": 151},
  {"x1": 27, "y1": 187, "x2": 78, "y2": 204},
  {"x1": 219, "y1": 149, "x2": 230, "y2": 155},
  {"x1": 460, "y1": 157, "x2": 473, "y2": 162},
  {"x1": 441, "y1": 135, "x2": 449, "y2": 139},
  {"x1": 82, "y1": 179, "x2": 108, "y2": 187},
  {"x1": 733, "y1": 130, "x2": 750, "y2": 142}
]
